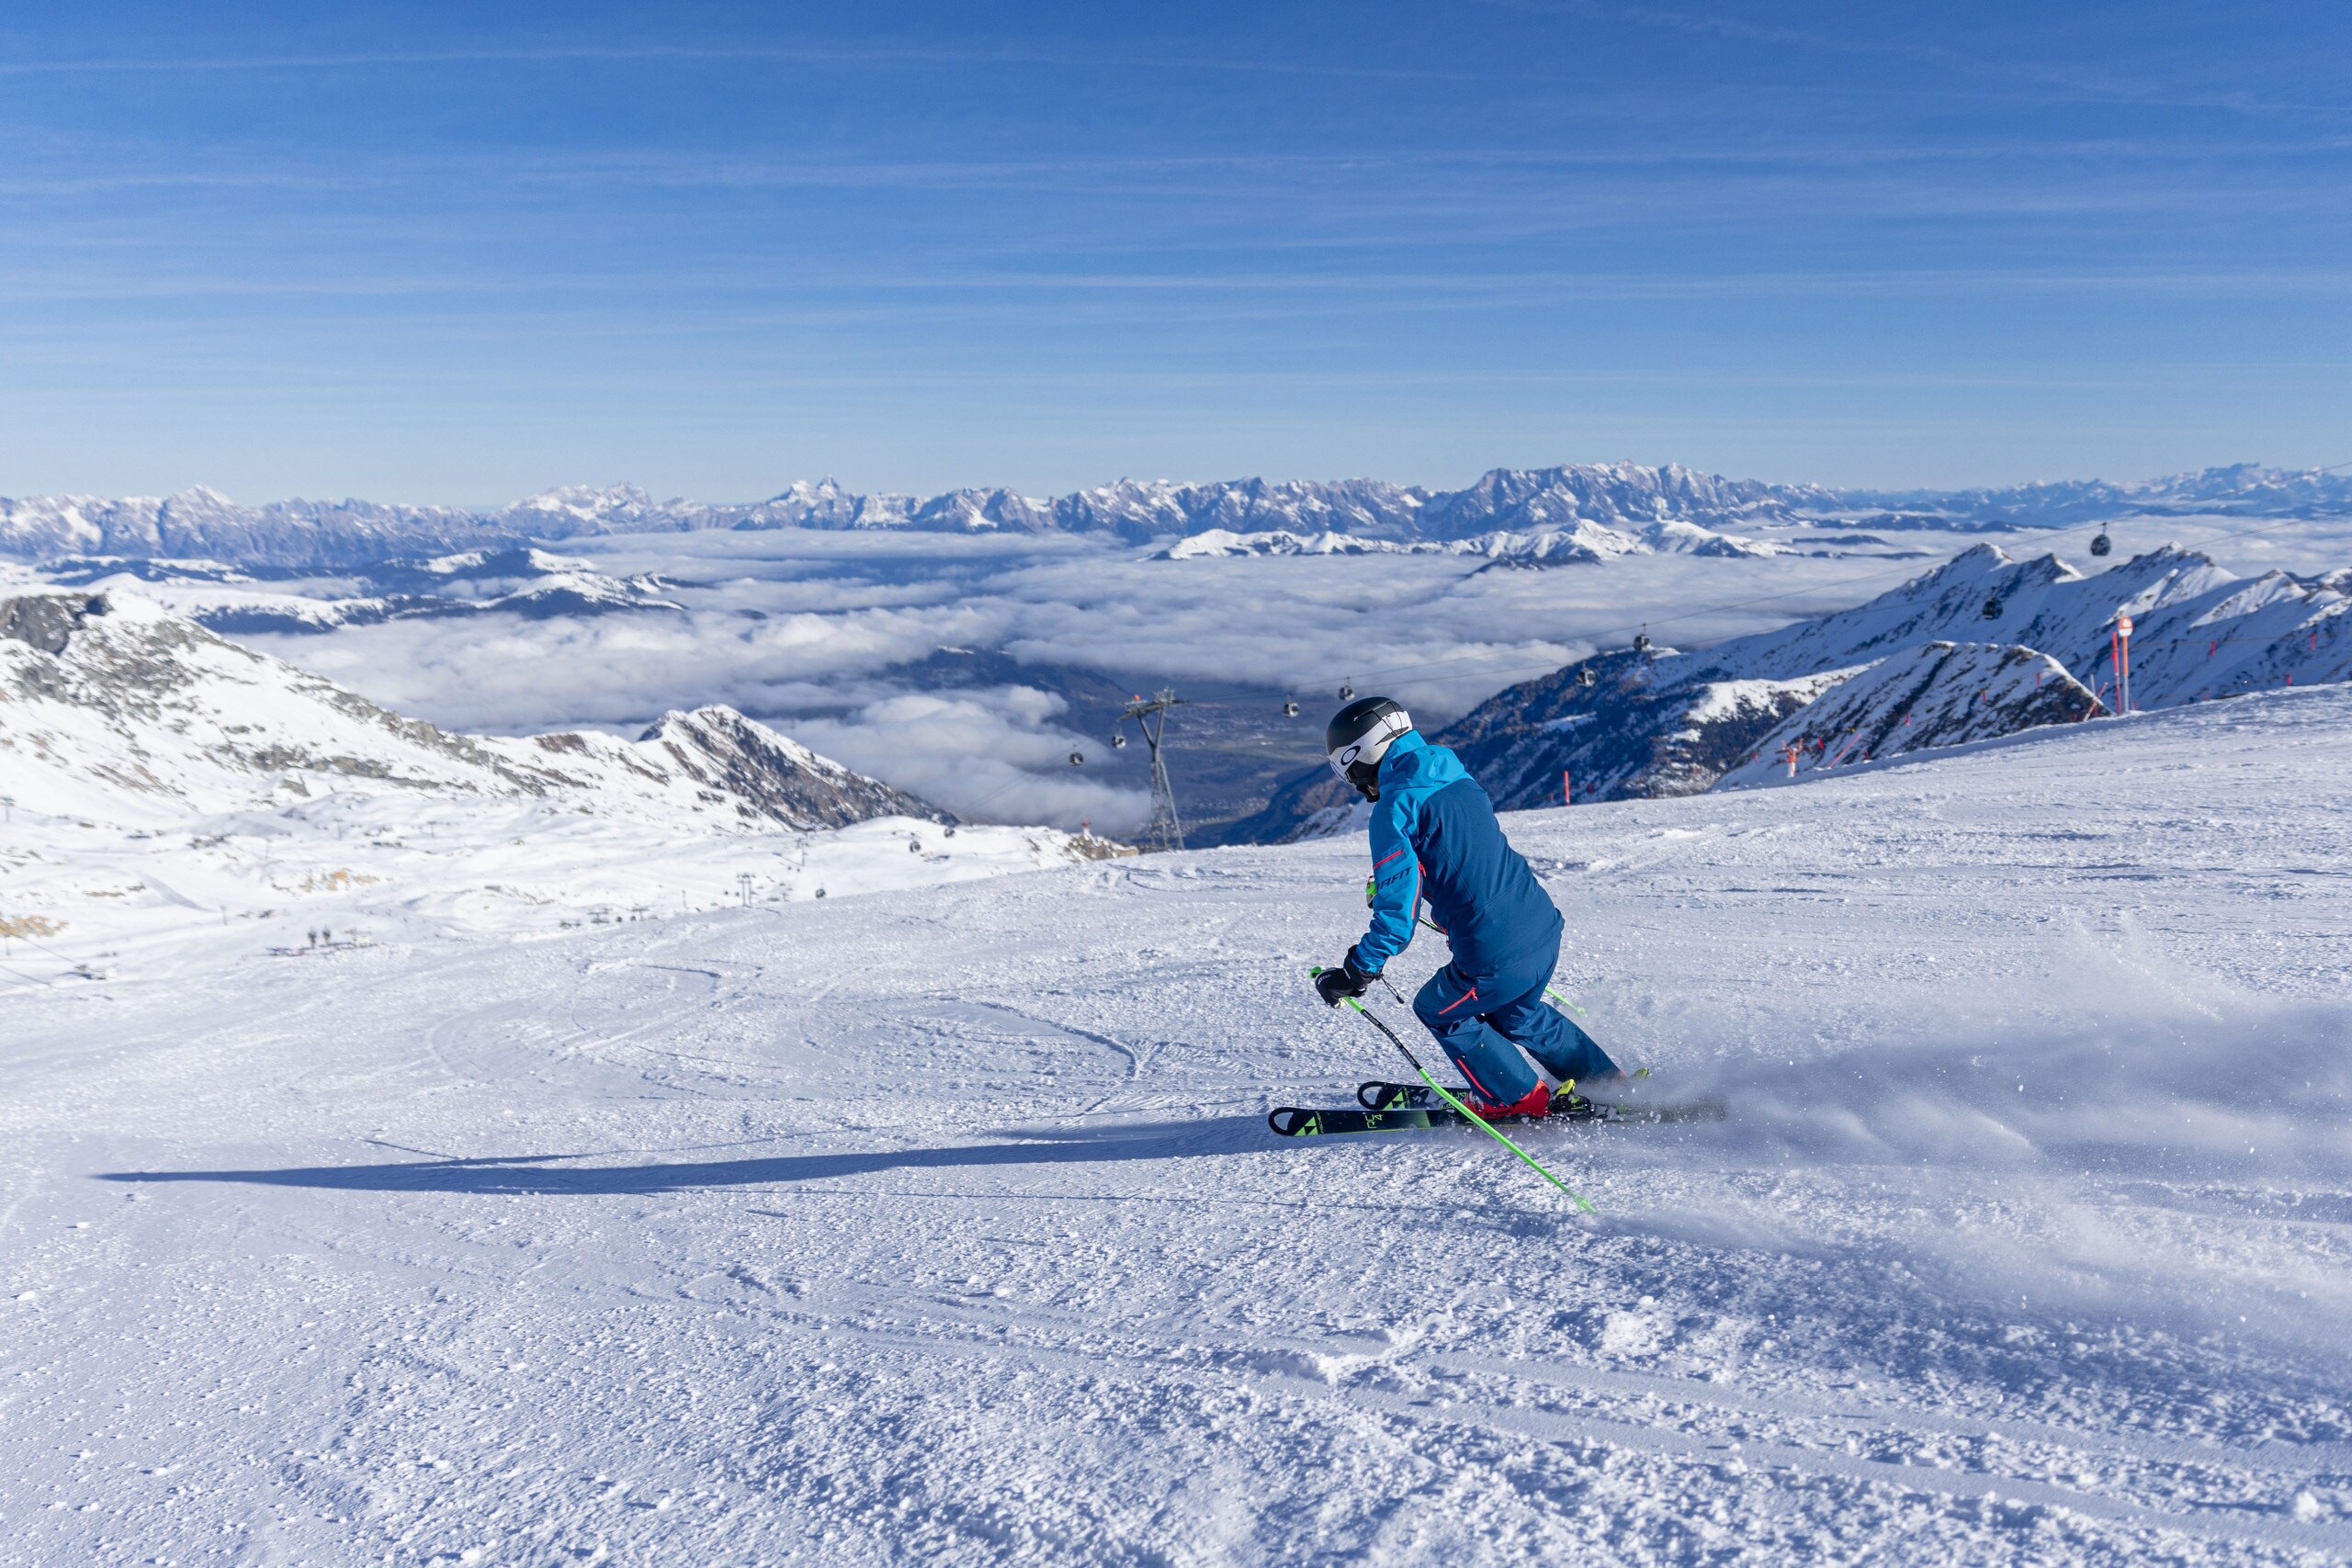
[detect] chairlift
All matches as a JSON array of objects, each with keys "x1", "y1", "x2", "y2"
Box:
[
  {"x1": 2089, "y1": 530, "x2": 2112, "y2": 558},
  {"x1": 1111, "y1": 731, "x2": 1128, "y2": 750},
  {"x1": 1338, "y1": 683, "x2": 1355, "y2": 702},
  {"x1": 1982, "y1": 594, "x2": 2003, "y2": 620},
  {"x1": 1632, "y1": 628, "x2": 1651, "y2": 654},
  {"x1": 1069, "y1": 750, "x2": 1085, "y2": 766},
  {"x1": 1282, "y1": 699, "x2": 1299, "y2": 717},
  {"x1": 1575, "y1": 664, "x2": 1595, "y2": 687}
]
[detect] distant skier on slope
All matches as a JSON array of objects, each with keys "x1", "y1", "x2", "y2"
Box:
[{"x1": 1313, "y1": 696, "x2": 1619, "y2": 1118}]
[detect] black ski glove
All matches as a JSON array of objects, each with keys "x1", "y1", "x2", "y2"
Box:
[{"x1": 1316, "y1": 953, "x2": 1378, "y2": 1008}]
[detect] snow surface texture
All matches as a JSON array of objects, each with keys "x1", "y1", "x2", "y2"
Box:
[
  {"x1": 0, "y1": 591, "x2": 1122, "y2": 971},
  {"x1": 4, "y1": 686, "x2": 2350, "y2": 1562}
]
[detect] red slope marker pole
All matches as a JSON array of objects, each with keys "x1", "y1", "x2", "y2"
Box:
[{"x1": 2113, "y1": 613, "x2": 2134, "y2": 713}]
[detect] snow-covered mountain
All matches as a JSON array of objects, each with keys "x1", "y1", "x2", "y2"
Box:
[
  {"x1": 0, "y1": 487, "x2": 496, "y2": 570},
  {"x1": 1855, "y1": 461, "x2": 2352, "y2": 526},
  {"x1": 0, "y1": 588, "x2": 935, "y2": 829},
  {"x1": 1713, "y1": 542, "x2": 2352, "y2": 708},
  {"x1": 1440, "y1": 543, "x2": 2349, "y2": 810},
  {"x1": 14, "y1": 461, "x2": 2340, "y2": 570},
  {"x1": 1232, "y1": 540, "x2": 2352, "y2": 837},
  {"x1": 195, "y1": 547, "x2": 682, "y2": 635},
  {"x1": 1714, "y1": 641, "x2": 2104, "y2": 790},
  {"x1": 1471, "y1": 515, "x2": 1786, "y2": 565},
  {"x1": 1160, "y1": 515, "x2": 1784, "y2": 564},
  {"x1": 1413, "y1": 462, "x2": 1833, "y2": 540},
  {"x1": 0, "y1": 590, "x2": 1123, "y2": 955}
]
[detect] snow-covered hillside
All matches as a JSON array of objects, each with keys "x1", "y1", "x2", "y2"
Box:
[
  {"x1": 0, "y1": 591, "x2": 1121, "y2": 969},
  {"x1": 3, "y1": 683, "x2": 2348, "y2": 1562}
]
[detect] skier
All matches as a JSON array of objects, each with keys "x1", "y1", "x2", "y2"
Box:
[{"x1": 1314, "y1": 696, "x2": 1618, "y2": 1117}]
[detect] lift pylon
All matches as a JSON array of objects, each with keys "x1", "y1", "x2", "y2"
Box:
[{"x1": 1114, "y1": 688, "x2": 1190, "y2": 852}]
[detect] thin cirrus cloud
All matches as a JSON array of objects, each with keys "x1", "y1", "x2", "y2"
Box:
[{"x1": 1, "y1": 3, "x2": 2347, "y2": 497}]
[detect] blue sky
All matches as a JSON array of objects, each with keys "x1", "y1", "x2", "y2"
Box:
[{"x1": 2, "y1": 1, "x2": 2346, "y2": 502}]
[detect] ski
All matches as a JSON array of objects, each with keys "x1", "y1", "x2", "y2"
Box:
[
  {"x1": 1267, "y1": 1104, "x2": 1553, "y2": 1137},
  {"x1": 1353, "y1": 1080, "x2": 1727, "y2": 1124}
]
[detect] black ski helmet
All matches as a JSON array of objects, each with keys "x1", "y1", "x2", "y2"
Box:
[{"x1": 1325, "y1": 696, "x2": 1412, "y2": 800}]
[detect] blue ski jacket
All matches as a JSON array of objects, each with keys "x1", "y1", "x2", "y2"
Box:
[{"x1": 1351, "y1": 730, "x2": 1564, "y2": 977}]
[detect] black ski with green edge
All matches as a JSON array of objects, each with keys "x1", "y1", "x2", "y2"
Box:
[
  {"x1": 1351, "y1": 1081, "x2": 1729, "y2": 1124},
  {"x1": 1267, "y1": 1104, "x2": 1553, "y2": 1137},
  {"x1": 1357, "y1": 1080, "x2": 1600, "y2": 1116}
]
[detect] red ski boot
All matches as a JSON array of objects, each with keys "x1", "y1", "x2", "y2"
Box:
[{"x1": 1463, "y1": 1082, "x2": 1550, "y2": 1120}]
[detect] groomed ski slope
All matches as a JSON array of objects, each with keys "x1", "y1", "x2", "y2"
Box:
[{"x1": 5, "y1": 688, "x2": 2351, "y2": 1565}]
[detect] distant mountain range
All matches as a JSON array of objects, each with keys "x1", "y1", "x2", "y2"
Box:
[{"x1": 5, "y1": 462, "x2": 2346, "y2": 570}]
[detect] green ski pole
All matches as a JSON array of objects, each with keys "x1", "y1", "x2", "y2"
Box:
[{"x1": 1313, "y1": 968, "x2": 1597, "y2": 1213}]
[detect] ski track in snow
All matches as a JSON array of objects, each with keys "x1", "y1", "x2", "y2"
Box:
[{"x1": 4, "y1": 688, "x2": 2352, "y2": 1564}]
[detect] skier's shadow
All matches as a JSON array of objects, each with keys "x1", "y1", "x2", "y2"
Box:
[{"x1": 96, "y1": 1116, "x2": 1308, "y2": 1196}]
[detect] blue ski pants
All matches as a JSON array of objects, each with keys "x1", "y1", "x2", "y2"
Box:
[{"x1": 1411, "y1": 940, "x2": 1617, "y2": 1103}]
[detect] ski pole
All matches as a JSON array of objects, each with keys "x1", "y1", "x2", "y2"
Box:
[{"x1": 1313, "y1": 968, "x2": 1598, "y2": 1213}]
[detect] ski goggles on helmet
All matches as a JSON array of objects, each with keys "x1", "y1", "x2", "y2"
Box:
[{"x1": 1326, "y1": 705, "x2": 1411, "y2": 784}]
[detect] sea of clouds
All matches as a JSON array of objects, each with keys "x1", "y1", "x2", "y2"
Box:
[{"x1": 233, "y1": 515, "x2": 2345, "y2": 832}]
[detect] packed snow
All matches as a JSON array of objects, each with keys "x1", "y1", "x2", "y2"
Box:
[{"x1": 4, "y1": 680, "x2": 2349, "y2": 1562}]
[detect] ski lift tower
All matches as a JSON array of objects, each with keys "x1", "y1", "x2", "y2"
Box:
[{"x1": 1115, "y1": 688, "x2": 1190, "y2": 852}]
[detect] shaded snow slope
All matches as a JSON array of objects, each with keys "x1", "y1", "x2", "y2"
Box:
[
  {"x1": 2, "y1": 685, "x2": 2348, "y2": 1562},
  {"x1": 1716, "y1": 642, "x2": 2105, "y2": 789},
  {"x1": 1448, "y1": 654, "x2": 1858, "y2": 808}
]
